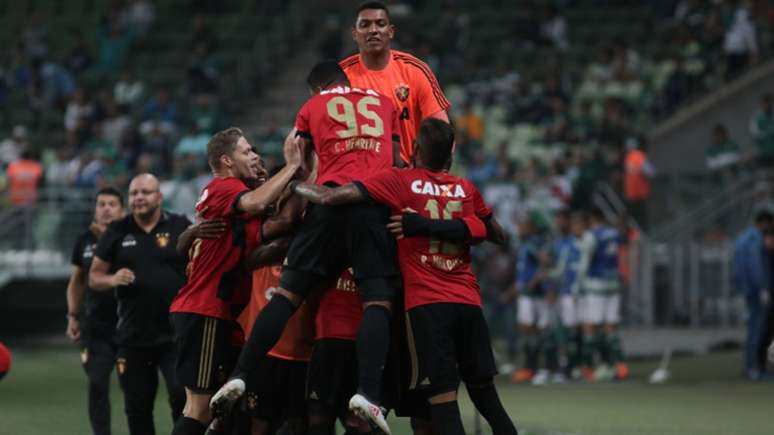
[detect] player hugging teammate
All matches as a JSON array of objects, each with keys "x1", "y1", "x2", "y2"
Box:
[
  {"x1": 509, "y1": 208, "x2": 629, "y2": 385},
  {"x1": 170, "y1": 2, "x2": 521, "y2": 434}
]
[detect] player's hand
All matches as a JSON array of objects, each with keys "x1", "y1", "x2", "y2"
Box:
[
  {"x1": 283, "y1": 134, "x2": 304, "y2": 168},
  {"x1": 387, "y1": 215, "x2": 404, "y2": 239},
  {"x1": 193, "y1": 218, "x2": 227, "y2": 239},
  {"x1": 66, "y1": 317, "x2": 81, "y2": 342},
  {"x1": 194, "y1": 206, "x2": 209, "y2": 224},
  {"x1": 387, "y1": 208, "x2": 418, "y2": 239},
  {"x1": 112, "y1": 268, "x2": 135, "y2": 287}
]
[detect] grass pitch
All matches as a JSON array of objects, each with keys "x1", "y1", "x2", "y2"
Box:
[{"x1": 0, "y1": 347, "x2": 771, "y2": 435}]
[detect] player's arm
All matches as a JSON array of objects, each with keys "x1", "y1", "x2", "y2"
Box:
[
  {"x1": 176, "y1": 217, "x2": 227, "y2": 256},
  {"x1": 574, "y1": 232, "x2": 596, "y2": 288},
  {"x1": 88, "y1": 256, "x2": 135, "y2": 291},
  {"x1": 393, "y1": 136, "x2": 405, "y2": 168},
  {"x1": 529, "y1": 250, "x2": 552, "y2": 290},
  {"x1": 65, "y1": 265, "x2": 85, "y2": 341},
  {"x1": 237, "y1": 135, "x2": 304, "y2": 215},
  {"x1": 484, "y1": 215, "x2": 508, "y2": 246},
  {"x1": 388, "y1": 212, "x2": 477, "y2": 242},
  {"x1": 427, "y1": 110, "x2": 449, "y2": 123},
  {"x1": 289, "y1": 181, "x2": 366, "y2": 206},
  {"x1": 244, "y1": 237, "x2": 291, "y2": 271},
  {"x1": 262, "y1": 193, "x2": 306, "y2": 241}
]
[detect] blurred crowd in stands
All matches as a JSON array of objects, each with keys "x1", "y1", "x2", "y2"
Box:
[
  {"x1": 1, "y1": 0, "x2": 774, "y2": 229},
  {"x1": 0, "y1": 0, "x2": 239, "y2": 207}
]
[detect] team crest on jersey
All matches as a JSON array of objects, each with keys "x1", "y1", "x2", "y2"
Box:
[
  {"x1": 246, "y1": 392, "x2": 258, "y2": 410},
  {"x1": 395, "y1": 84, "x2": 410, "y2": 102},
  {"x1": 156, "y1": 232, "x2": 170, "y2": 248},
  {"x1": 83, "y1": 243, "x2": 95, "y2": 260},
  {"x1": 117, "y1": 358, "x2": 127, "y2": 375}
]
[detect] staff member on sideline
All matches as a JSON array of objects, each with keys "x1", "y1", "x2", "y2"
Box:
[
  {"x1": 89, "y1": 173, "x2": 190, "y2": 435},
  {"x1": 66, "y1": 187, "x2": 125, "y2": 435}
]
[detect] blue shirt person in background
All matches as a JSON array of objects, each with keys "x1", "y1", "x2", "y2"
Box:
[{"x1": 734, "y1": 210, "x2": 774, "y2": 379}]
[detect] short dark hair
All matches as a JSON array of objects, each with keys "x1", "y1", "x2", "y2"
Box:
[
  {"x1": 555, "y1": 208, "x2": 571, "y2": 219},
  {"x1": 356, "y1": 1, "x2": 390, "y2": 21},
  {"x1": 96, "y1": 186, "x2": 124, "y2": 206},
  {"x1": 755, "y1": 210, "x2": 774, "y2": 225},
  {"x1": 207, "y1": 127, "x2": 244, "y2": 170},
  {"x1": 416, "y1": 118, "x2": 455, "y2": 170},
  {"x1": 590, "y1": 207, "x2": 606, "y2": 221},
  {"x1": 306, "y1": 60, "x2": 349, "y2": 91}
]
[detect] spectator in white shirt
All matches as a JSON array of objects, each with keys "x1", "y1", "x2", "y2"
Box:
[
  {"x1": 0, "y1": 126, "x2": 29, "y2": 168},
  {"x1": 724, "y1": 5, "x2": 758, "y2": 80}
]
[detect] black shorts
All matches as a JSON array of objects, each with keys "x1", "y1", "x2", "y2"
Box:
[
  {"x1": 406, "y1": 303, "x2": 497, "y2": 393},
  {"x1": 383, "y1": 307, "x2": 431, "y2": 419},
  {"x1": 306, "y1": 338, "x2": 358, "y2": 417},
  {"x1": 280, "y1": 201, "x2": 400, "y2": 302},
  {"x1": 171, "y1": 313, "x2": 239, "y2": 392},
  {"x1": 242, "y1": 355, "x2": 308, "y2": 421}
]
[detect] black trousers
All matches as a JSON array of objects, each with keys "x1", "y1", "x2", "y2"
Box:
[
  {"x1": 81, "y1": 337, "x2": 117, "y2": 435},
  {"x1": 116, "y1": 343, "x2": 185, "y2": 435}
]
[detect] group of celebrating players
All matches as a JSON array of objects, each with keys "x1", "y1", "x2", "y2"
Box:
[
  {"x1": 66, "y1": 2, "x2": 520, "y2": 435},
  {"x1": 509, "y1": 208, "x2": 629, "y2": 386}
]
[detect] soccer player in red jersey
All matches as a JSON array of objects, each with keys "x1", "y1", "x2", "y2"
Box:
[
  {"x1": 169, "y1": 127, "x2": 303, "y2": 435},
  {"x1": 341, "y1": 1, "x2": 451, "y2": 164},
  {"x1": 212, "y1": 61, "x2": 401, "y2": 434},
  {"x1": 291, "y1": 119, "x2": 519, "y2": 435}
]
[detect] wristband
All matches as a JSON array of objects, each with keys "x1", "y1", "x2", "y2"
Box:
[
  {"x1": 289, "y1": 180, "x2": 300, "y2": 193},
  {"x1": 67, "y1": 313, "x2": 80, "y2": 320}
]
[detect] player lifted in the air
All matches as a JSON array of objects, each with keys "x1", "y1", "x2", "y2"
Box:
[
  {"x1": 212, "y1": 61, "x2": 402, "y2": 434},
  {"x1": 291, "y1": 119, "x2": 519, "y2": 435}
]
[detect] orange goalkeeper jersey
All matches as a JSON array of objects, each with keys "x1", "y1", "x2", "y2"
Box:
[
  {"x1": 341, "y1": 49, "x2": 451, "y2": 164},
  {"x1": 237, "y1": 265, "x2": 317, "y2": 361}
]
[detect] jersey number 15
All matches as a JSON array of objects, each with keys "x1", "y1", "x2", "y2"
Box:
[{"x1": 425, "y1": 199, "x2": 463, "y2": 256}]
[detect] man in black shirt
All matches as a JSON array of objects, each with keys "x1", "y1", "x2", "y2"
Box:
[
  {"x1": 89, "y1": 173, "x2": 191, "y2": 435},
  {"x1": 66, "y1": 186, "x2": 125, "y2": 435}
]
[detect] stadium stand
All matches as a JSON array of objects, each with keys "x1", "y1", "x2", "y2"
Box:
[{"x1": 1, "y1": 0, "x2": 772, "y2": 346}]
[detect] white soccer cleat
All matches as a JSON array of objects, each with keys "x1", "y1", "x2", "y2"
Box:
[
  {"x1": 209, "y1": 378, "x2": 246, "y2": 418},
  {"x1": 550, "y1": 372, "x2": 568, "y2": 384},
  {"x1": 593, "y1": 365, "x2": 615, "y2": 382},
  {"x1": 349, "y1": 393, "x2": 391, "y2": 435},
  {"x1": 531, "y1": 369, "x2": 550, "y2": 386},
  {"x1": 649, "y1": 368, "x2": 670, "y2": 384}
]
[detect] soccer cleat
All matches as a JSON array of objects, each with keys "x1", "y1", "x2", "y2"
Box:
[
  {"x1": 510, "y1": 368, "x2": 535, "y2": 384},
  {"x1": 593, "y1": 365, "x2": 615, "y2": 382},
  {"x1": 209, "y1": 378, "x2": 246, "y2": 419},
  {"x1": 615, "y1": 362, "x2": 629, "y2": 380},
  {"x1": 551, "y1": 372, "x2": 568, "y2": 384},
  {"x1": 531, "y1": 369, "x2": 550, "y2": 386},
  {"x1": 349, "y1": 393, "x2": 391, "y2": 435}
]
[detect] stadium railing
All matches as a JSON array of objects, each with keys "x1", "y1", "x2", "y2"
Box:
[{"x1": 0, "y1": 187, "x2": 96, "y2": 283}]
